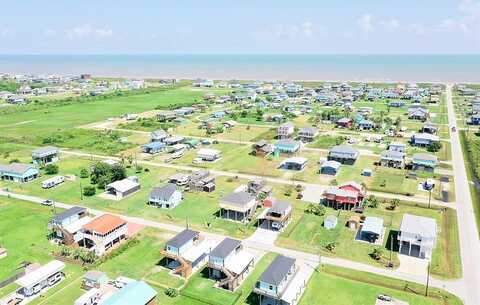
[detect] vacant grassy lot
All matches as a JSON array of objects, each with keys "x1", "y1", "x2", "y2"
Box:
[
  {"x1": 299, "y1": 265, "x2": 462, "y2": 305},
  {"x1": 0, "y1": 87, "x2": 209, "y2": 140}
]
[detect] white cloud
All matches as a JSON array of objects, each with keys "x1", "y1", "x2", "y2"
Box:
[
  {"x1": 358, "y1": 14, "x2": 374, "y2": 33},
  {"x1": 65, "y1": 24, "x2": 114, "y2": 40},
  {"x1": 380, "y1": 18, "x2": 400, "y2": 31},
  {"x1": 0, "y1": 28, "x2": 14, "y2": 37},
  {"x1": 44, "y1": 29, "x2": 57, "y2": 37},
  {"x1": 254, "y1": 21, "x2": 321, "y2": 40}
]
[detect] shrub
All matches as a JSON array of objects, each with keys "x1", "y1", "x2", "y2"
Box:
[
  {"x1": 305, "y1": 203, "x2": 326, "y2": 216},
  {"x1": 44, "y1": 164, "x2": 59, "y2": 175},
  {"x1": 428, "y1": 141, "x2": 442, "y2": 152},
  {"x1": 165, "y1": 288, "x2": 178, "y2": 298},
  {"x1": 370, "y1": 247, "x2": 384, "y2": 260},
  {"x1": 83, "y1": 186, "x2": 96, "y2": 197},
  {"x1": 79, "y1": 168, "x2": 89, "y2": 178}
]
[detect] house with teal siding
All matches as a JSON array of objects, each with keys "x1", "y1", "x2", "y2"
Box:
[
  {"x1": 0, "y1": 163, "x2": 39, "y2": 183},
  {"x1": 254, "y1": 255, "x2": 305, "y2": 305},
  {"x1": 274, "y1": 140, "x2": 301, "y2": 154}
]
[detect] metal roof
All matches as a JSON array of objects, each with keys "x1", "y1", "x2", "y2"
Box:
[
  {"x1": 167, "y1": 229, "x2": 199, "y2": 249},
  {"x1": 258, "y1": 255, "x2": 295, "y2": 286},
  {"x1": 150, "y1": 183, "x2": 178, "y2": 200},
  {"x1": 210, "y1": 238, "x2": 241, "y2": 259},
  {"x1": 52, "y1": 206, "x2": 86, "y2": 223},
  {"x1": 400, "y1": 214, "x2": 437, "y2": 238}
]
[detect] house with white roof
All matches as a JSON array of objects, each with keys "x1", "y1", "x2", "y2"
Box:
[
  {"x1": 399, "y1": 214, "x2": 437, "y2": 259},
  {"x1": 15, "y1": 260, "x2": 66, "y2": 297},
  {"x1": 105, "y1": 177, "x2": 141, "y2": 200},
  {"x1": 197, "y1": 148, "x2": 222, "y2": 162}
]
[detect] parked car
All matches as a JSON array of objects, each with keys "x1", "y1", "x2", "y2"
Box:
[
  {"x1": 41, "y1": 199, "x2": 53, "y2": 206},
  {"x1": 377, "y1": 294, "x2": 392, "y2": 302}
]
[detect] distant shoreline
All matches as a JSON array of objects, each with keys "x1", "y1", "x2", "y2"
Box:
[{"x1": 1, "y1": 54, "x2": 479, "y2": 83}]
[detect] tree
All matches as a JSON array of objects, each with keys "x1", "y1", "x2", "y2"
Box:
[
  {"x1": 44, "y1": 164, "x2": 59, "y2": 175},
  {"x1": 367, "y1": 195, "x2": 379, "y2": 208},
  {"x1": 110, "y1": 164, "x2": 127, "y2": 182},
  {"x1": 79, "y1": 168, "x2": 89, "y2": 178},
  {"x1": 428, "y1": 141, "x2": 442, "y2": 153},
  {"x1": 83, "y1": 186, "x2": 96, "y2": 197},
  {"x1": 90, "y1": 162, "x2": 112, "y2": 185}
]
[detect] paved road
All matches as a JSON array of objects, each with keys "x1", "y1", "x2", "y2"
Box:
[
  {"x1": 59, "y1": 149, "x2": 452, "y2": 208},
  {"x1": 445, "y1": 84, "x2": 480, "y2": 305},
  {"x1": 0, "y1": 189, "x2": 461, "y2": 298}
]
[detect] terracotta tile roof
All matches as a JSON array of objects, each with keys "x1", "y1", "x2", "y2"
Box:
[{"x1": 83, "y1": 214, "x2": 126, "y2": 235}]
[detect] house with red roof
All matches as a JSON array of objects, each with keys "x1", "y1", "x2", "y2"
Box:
[
  {"x1": 323, "y1": 181, "x2": 365, "y2": 210},
  {"x1": 81, "y1": 214, "x2": 128, "y2": 256}
]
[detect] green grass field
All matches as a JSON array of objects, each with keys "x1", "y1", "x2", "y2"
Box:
[{"x1": 299, "y1": 265, "x2": 462, "y2": 305}]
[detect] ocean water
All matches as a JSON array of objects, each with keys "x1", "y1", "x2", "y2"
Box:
[{"x1": 1, "y1": 54, "x2": 480, "y2": 83}]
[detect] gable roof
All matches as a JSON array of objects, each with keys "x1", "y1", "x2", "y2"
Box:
[
  {"x1": 166, "y1": 229, "x2": 199, "y2": 249},
  {"x1": 150, "y1": 183, "x2": 178, "y2": 200},
  {"x1": 32, "y1": 146, "x2": 58, "y2": 157},
  {"x1": 106, "y1": 178, "x2": 140, "y2": 193},
  {"x1": 221, "y1": 191, "x2": 255, "y2": 206},
  {"x1": 52, "y1": 206, "x2": 86, "y2": 223},
  {"x1": 258, "y1": 255, "x2": 295, "y2": 286},
  {"x1": 0, "y1": 163, "x2": 36, "y2": 175},
  {"x1": 83, "y1": 214, "x2": 126, "y2": 235},
  {"x1": 329, "y1": 145, "x2": 359, "y2": 156},
  {"x1": 210, "y1": 238, "x2": 241, "y2": 259}
]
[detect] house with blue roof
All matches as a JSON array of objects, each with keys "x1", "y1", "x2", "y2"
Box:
[
  {"x1": 102, "y1": 281, "x2": 157, "y2": 305},
  {"x1": 142, "y1": 142, "x2": 166, "y2": 154}
]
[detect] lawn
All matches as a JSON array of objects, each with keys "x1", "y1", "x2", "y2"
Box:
[
  {"x1": 180, "y1": 253, "x2": 275, "y2": 305},
  {"x1": 299, "y1": 265, "x2": 463, "y2": 305},
  {"x1": 0, "y1": 154, "x2": 257, "y2": 239},
  {"x1": 277, "y1": 200, "x2": 461, "y2": 279}
]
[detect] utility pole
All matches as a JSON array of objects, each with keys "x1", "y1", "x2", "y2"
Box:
[
  {"x1": 80, "y1": 182, "x2": 83, "y2": 200},
  {"x1": 428, "y1": 187, "x2": 432, "y2": 209},
  {"x1": 425, "y1": 262, "x2": 431, "y2": 296}
]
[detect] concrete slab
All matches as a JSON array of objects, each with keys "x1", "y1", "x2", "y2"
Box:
[{"x1": 397, "y1": 254, "x2": 429, "y2": 277}]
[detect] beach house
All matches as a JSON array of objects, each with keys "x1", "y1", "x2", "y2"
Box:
[
  {"x1": 161, "y1": 229, "x2": 217, "y2": 278},
  {"x1": 277, "y1": 122, "x2": 295, "y2": 139},
  {"x1": 412, "y1": 153, "x2": 438, "y2": 171},
  {"x1": 398, "y1": 214, "x2": 437, "y2": 259},
  {"x1": 274, "y1": 140, "x2": 301, "y2": 154},
  {"x1": 207, "y1": 238, "x2": 255, "y2": 291},
  {"x1": 328, "y1": 145, "x2": 359, "y2": 165},
  {"x1": 298, "y1": 126, "x2": 318, "y2": 142},
  {"x1": 32, "y1": 146, "x2": 59, "y2": 165},
  {"x1": 48, "y1": 206, "x2": 90, "y2": 245},
  {"x1": 81, "y1": 214, "x2": 128, "y2": 256},
  {"x1": 410, "y1": 133, "x2": 440, "y2": 147},
  {"x1": 0, "y1": 163, "x2": 39, "y2": 183},
  {"x1": 380, "y1": 150, "x2": 406, "y2": 169},
  {"x1": 323, "y1": 181, "x2": 365, "y2": 210},
  {"x1": 148, "y1": 183, "x2": 182, "y2": 209},
  {"x1": 253, "y1": 255, "x2": 306, "y2": 305},
  {"x1": 219, "y1": 191, "x2": 257, "y2": 223}
]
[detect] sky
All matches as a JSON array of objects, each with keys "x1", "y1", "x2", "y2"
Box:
[{"x1": 1, "y1": 0, "x2": 480, "y2": 54}]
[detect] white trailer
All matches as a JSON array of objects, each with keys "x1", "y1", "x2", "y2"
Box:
[
  {"x1": 15, "y1": 260, "x2": 65, "y2": 297},
  {"x1": 42, "y1": 176, "x2": 65, "y2": 189}
]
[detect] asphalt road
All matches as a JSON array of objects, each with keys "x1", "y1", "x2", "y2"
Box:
[{"x1": 445, "y1": 84, "x2": 480, "y2": 305}]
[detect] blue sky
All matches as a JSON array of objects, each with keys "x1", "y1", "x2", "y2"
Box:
[{"x1": 1, "y1": 0, "x2": 479, "y2": 54}]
